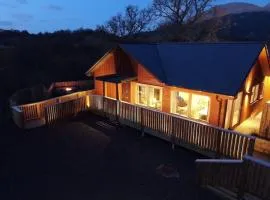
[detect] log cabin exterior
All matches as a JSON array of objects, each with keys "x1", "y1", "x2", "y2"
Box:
[{"x1": 86, "y1": 43, "x2": 270, "y2": 131}]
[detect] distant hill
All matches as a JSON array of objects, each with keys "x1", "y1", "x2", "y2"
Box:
[
  {"x1": 136, "y1": 11, "x2": 270, "y2": 42},
  {"x1": 215, "y1": 11, "x2": 270, "y2": 41},
  {"x1": 205, "y1": 2, "x2": 270, "y2": 19}
]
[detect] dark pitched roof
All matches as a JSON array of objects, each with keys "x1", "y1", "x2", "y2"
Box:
[{"x1": 119, "y1": 43, "x2": 265, "y2": 96}]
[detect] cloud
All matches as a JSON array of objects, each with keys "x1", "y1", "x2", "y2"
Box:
[
  {"x1": 46, "y1": 4, "x2": 63, "y2": 11},
  {"x1": 16, "y1": 0, "x2": 27, "y2": 4},
  {"x1": 12, "y1": 13, "x2": 33, "y2": 22},
  {"x1": 0, "y1": 20, "x2": 13, "y2": 26}
]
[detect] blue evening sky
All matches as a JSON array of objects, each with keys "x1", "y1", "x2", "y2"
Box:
[{"x1": 0, "y1": 0, "x2": 268, "y2": 33}]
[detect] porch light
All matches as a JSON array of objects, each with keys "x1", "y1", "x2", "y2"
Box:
[{"x1": 65, "y1": 87, "x2": 72, "y2": 92}]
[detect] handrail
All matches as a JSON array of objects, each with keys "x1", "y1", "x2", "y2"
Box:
[
  {"x1": 90, "y1": 94, "x2": 256, "y2": 159},
  {"x1": 244, "y1": 155, "x2": 270, "y2": 167},
  {"x1": 118, "y1": 98, "x2": 255, "y2": 140},
  {"x1": 195, "y1": 159, "x2": 243, "y2": 164},
  {"x1": 17, "y1": 90, "x2": 92, "y2": 108},
  {"x1": 196, "y1": 155, "x2": 270, "y2": 200}
]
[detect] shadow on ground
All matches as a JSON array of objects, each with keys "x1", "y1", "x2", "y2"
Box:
[{"x1": 0, "y1": 113, "x2": 222, "y2": 200}]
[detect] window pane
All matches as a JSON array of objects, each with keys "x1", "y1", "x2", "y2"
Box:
[
  {"x1": 190, "y1": 94, "x2": 210, "y2": 121},
  {"x1": 259, "y1": 83, "x2": 264, "y2": 99},
  {"x1": 254, "y1": 84, "x2": 259, "y2": 100},
  {"x1": 175, "y1": 92, "x2": 189, "y2": 116},
  {"x1": 250, "y1": 86, "x2": 256, "y2": 103},
  {"x1": 149, "y1": 87, "x2": 161, "y2": 109},
  {"x1": 138, "y1": 85, "x2": 147, "y2": 106}
]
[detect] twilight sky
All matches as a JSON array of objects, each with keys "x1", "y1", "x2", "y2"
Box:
[{"x1": 0, "y1": 0, "x2": 268, "y2": 33}]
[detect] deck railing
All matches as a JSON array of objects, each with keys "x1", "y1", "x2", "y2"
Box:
[
  {"x1": 89, "y1": 95, "x2": 256, "y2": 159},
  {"x1": 196, "y1": 156, "x2": 270, "y2": 199},
  {"x1": 45, "y1": 96, "x2": 88, "y2": 126},
  {"x1": 11, "y1": 90, "x2": 92, "y2": 128}
]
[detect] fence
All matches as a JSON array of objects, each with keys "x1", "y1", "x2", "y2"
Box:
[
  {"x1": 196, "y1": 156, "x2": 270, "y2": 199},
  {"x1": 89, "y1": 95, "x2": 256, "y2": 159},
  {"x1": 11, "y1": 90, "x2": 92, "y2": 129},
  {"x1": 45, "y1": 96, "x2": 88, "y2": 126}
]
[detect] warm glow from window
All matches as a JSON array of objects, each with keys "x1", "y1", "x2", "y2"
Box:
[
  {"x1": 190, "y1": 94, "x2": 210, "y2": 121},
  {"x1": 65, "y1": 87, "x2": 72, "y2": 92},
  {"x1": 172, "y1": 92, "x2": 189, "y2": 116},
  {"x1": 171, "y1": 91, "x2": 210, "y2": 122},
  {"x1": 136, "y1": 84, "x2": 162, "y2": 110}
]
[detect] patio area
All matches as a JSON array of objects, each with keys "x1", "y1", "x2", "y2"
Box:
[{"x1": 1, "y1": 113, "x2": 222, "y2": 200}]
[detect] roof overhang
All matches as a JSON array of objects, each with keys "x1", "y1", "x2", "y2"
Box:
[{"x1": 96, "y1": 74, "x2": 137, "y2": 83}]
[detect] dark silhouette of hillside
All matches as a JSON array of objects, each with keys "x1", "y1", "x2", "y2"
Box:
[{"x1": 0, "y1": 11, "x2": 270, "y2": 104}]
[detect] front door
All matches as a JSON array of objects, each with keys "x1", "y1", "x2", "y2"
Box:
[{"x1": 232, "y1": 92, "x2": 243, "y2": 127}]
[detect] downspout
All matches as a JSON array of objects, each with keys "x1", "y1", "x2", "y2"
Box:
[{"x1": 216, "y1": 95, "x2": 223, "y2": 127}]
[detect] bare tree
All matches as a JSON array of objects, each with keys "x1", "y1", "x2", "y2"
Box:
[
  {"x1": 152, "y1": 0, "x2": 213, "y2": 25},
  {"x1": 101, "y1": 5, "x2": 154, "y2": 37}
]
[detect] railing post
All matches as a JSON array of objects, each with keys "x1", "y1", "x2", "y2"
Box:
[
  {"x1": 37, "y1": 103, "x2": 41, "y2": 119},
  {"x1": 215, "y1": 130, "x2": 222, "y2": 158},
  {"x1": 247, "y1": 137, "x2": 256, "y2": 156},
  {"x1": 141, "y1": 107, "x2": 144, "y2": 137},
  {"x1": 237, "y1": 157, "x2": 248, "y2": 200},
  {"x1": 171, "y1": 117, "x2": 176, "y2": 151},
  {"x1": 115, "y1": 100, "x2": 120, "y2": 128},
  {"x1": 44, "y1": 106, "x2": 49, "y2": 127}
]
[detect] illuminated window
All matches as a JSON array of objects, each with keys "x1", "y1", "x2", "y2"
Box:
[
  {"x1": 171, "y1": 91, "x2": 210, "y2": 122},
  {"x1": 136, "y1": 84, "x2": 162, "y2": 110},
  {"x1": 172, "y1": 92, "x2": 189, "y2": 116},
  {"x1": 259, "y1": 83, "x2": 264, "y2": 99},
  {"x1": 190, "y1": 94, "x2": 210, "y2": 121},
  {"x1": 138, "y1": 85, "x2": 147, "y2": 105},
  {"x1": 250, "y1": 84, "x2": 260, "y2": 103}
]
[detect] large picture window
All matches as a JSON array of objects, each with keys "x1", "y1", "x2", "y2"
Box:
[
  {"x1": 136, "y1": 84, "x2": 162, "y2": 110},
  {"x1": 171, "y1": 91, "x2": 210, "y2": 122}
]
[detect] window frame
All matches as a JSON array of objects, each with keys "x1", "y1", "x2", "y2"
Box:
[
  {"x1": 250, "y1": 83, "x2": 263, "y2": 104},
  {"x1": 136, "y1": 83, "x2": 163, "y2": 110},
  {"x1": 171, "y1": 90, "x2": 211, "y2": 122}
]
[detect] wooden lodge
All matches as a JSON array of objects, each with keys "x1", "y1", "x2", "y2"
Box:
[{"x1": 86, "y1": 43, "x2": 270, "y2": 133}]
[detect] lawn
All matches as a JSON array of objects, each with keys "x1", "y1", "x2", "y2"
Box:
[{"x1": 0, "y1": 113, "x2": 222, "y2": 200}]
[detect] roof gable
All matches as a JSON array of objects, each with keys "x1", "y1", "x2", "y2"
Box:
[{"x1": 120, "y1": 43, "x2": 264, "y2": 96}]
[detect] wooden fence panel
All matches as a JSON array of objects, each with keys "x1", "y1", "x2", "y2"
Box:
[
  {"x1": 119, "y1": 101, "x2": 141, "y2": 129},
  {"x1": 89, "y1": 95, "x2": 104, "y2": 113},
  {"x1": 88, "y1": 94, "x2": 256, "y2": 159},
  {"x1": 244, "y1": 156, "x2": 270, "y2": 199},
  {"x1": 196, "y1": 156, "x2": 270, "y2": 200},
  {"x1": 104, "y1": 98, "x2": 117, "y2": 120},
  {"x1": 18, "y1": 104, "x2": 39, "y2": 121},
  {"x1": 196, "y1": 159, "x2": 243, "y2": 190},
  {"x1": 45, "y1": 96, "x2": 87, "y2": 126}
]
